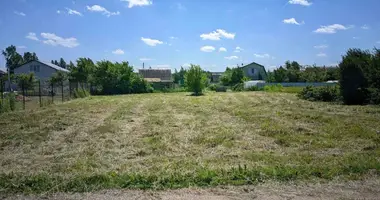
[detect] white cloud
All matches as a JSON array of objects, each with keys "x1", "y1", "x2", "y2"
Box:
[
  {"x1": 40, "y1": 33, "x2": 79, "y2": 48},
  {"x1": 316, "y1": 53, "x2": 327, "y2": 57},
  {"x1": 224, "y1": 56, "x2": 238, "y2": 60},
  {"x1": 141, "y1": 37, "x2": 163, "y2": 46},
  {"x1": 200, "y1": 46, "x2": 215, "y2": 52},
  {"x1": 234, "y1": 46, "x2": 243, "y2": 53},
  {"x1": 200, "y1": 29, "x2": 235, "y2": 40},
  {"x1": 112, "y1": 49, "x2": 124, "y2": 55},
  {"x1": 169, "y1": 36, "x2": 178, "y2": 40},
  {"x1": 288, "y1": 0, "x2": 312, "y2": 6},
  {"x1": 17, "y1": 46, "x2": 27, "y2": 49},
  {"x1": 26, "y1": 32, "x2": 39, "y2": 41},
  {"x1": 283, "y1": 18, "x2": 303, "y2": 25},
  {"x1": 66, "y1": 8, "x2": 83, "y2": 16},
  {"x1": 254, "y1": 53, "x2": 271, "y2": 58},
  {"x1": 361, "y1": 25, "x2": 370, "y2": 30},
  {"x1": 314, "y1": 24, "x2": 350, "y2": 34},
  {"x1": 14, "y1": 11, "x2": 26, "y2": 16},
  {"x1": 183, "y1": 63, "x2": 191, "y2": 67},
  {"x1": 57, "y1": 10, "x2": 61, "y2": 14},
  {"x1": 314, "y1": 44, "x2": 328, "y2": 49},
  {"x1": 86, "y1": 5, "x2": 120, "y2": 17},
  {"x1": 177, "y1": 3, "x2": 186, "y2": 10},
  {"x1": 121, "y1": 0, "x2": 152, "y2": 8},
  {"x1": 152, "y1": 64, "x2": 171, "y2": 68},
  {"x1": 219, "y1": 47, "x2": 227, "y2": 52},
  {"x1": 140, "y1": 58, "x2": 152, "y2": 61}
]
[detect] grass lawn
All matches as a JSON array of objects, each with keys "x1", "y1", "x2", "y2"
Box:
[{"x1": 0, "y1": 92, "x2": 380, "y2": 194}]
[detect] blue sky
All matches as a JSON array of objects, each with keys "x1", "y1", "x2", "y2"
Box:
[{"x1": 1, "y1": 0, "x2": 380, "y2": 72}]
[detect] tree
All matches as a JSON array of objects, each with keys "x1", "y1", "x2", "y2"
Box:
[
  {"x1": 49, "y1": 71, "x2": 68, "y2": 85},
  {"x1": 59, "y1": 58, "x2": 67, "y2": 69},
  {"x1": 185, "y1": 64, "x2": 207, "y2": 96},
  {"x1": 16, "y1": 73, "x2": 36, "y2": 90},
  {"x1": 54, "y1": 60, "x2": 59, "y2": 66},
  {"x1": 23, "y1": 52, "x2": 38, "y2": 63},
  {"x1": 230, "y1": 67, "x2": 244, "y2": 85},
  {"x1": 339, "y1": 48, "x2": 372, "y2": 105},
  {"x1": 67, "y1": 61, "x2": 75, "y2": 70},
  {"x1": 2, "y1": 45, "x2": 24, "y2": 73},
  {"x1": 69, "y1": 57, "x2": 95, "y2": 84},
  {"x1": 273, "y1": 66, "x2": 288, "y2": 82}
]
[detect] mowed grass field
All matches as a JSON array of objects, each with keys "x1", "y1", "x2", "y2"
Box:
[{"x1": 1, "y1": 92, "x2": 380, "y2": 194}]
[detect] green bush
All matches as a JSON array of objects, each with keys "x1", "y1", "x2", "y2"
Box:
[
  {"x1": 263, "y1": 84, "x2": 283, "y2": 92},
  {"x1": 298, "y1": 86, "x2": 340, "y2": 102},
  {"x1": 208, "y1": 84, "x2": 217, "y2": 91},
  {"x1": 245, "y1": 86, "x2": 261, "y2": 91},
  {"x1": 232, "y1": 83, "x2": 244, "y2": 92},
  {"x1": 184, "y1": 64, "x2": 208, "y2": 96},
  {"x1": 215, "y1": 85, "x2": 227, "y2": 92},
  {"x1": 0, "y1": 93, "x2": 16, "y2": 113},
  {"x1": 73, "y1": 88, "x2": 90, "y2": 98}
]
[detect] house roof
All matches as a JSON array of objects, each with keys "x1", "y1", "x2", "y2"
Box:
[
  {"x1": 16, "y1": 60, "x2": 70, "y2": 73},
  {"x1": 0, "y1": 68, "x2": 6, "y2": 74},
  {"x1": 211, "y1": 72, "x2": 224, "y2": 75},
  {"x1": 241, "y1": 61, "x2": 267, "y2": 75}
]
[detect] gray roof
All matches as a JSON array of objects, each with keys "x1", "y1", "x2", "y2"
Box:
[
  {"x1": 0, "y1": 68, "x2": 6, "y2": 74},
  {"x1": 15, "y1": 60, "x2": 70, "y2": 73},
  {"x1": 37, "y1": 60, "x2": 70, "y2": 72}
]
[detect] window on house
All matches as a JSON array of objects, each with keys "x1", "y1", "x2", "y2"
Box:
[
  {"x1": 30, "y1": 65, "x2": 40, "y2": 73},
  {"x1": 251, "y1": 68, "x2": 255, "y2": 74}
]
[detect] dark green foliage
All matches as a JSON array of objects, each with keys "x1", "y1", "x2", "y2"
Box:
[
  {"x1": 16, "y1": 73, "x2": 36, "y2": 90},
  {"x1": 22, "y1": 52, "x2": 38, "y2": 63},
  {"x1": 69, "y1": 58, "x2": 95, "y2": 83},
  {"x1": 172, "y1": 67, "x2": 186, "y2": 85},
  {"x1": 73, "y1": 88, "x2": 90, "y2": 98},
  {"x1": 339, "y1": 48, "x2": 380, "y2": 105},
  {"x1": 91, "y1": 61, "x2": 152, "y2": 95},
  {"x1": 232, "y1": 83, "x2": 244, "y2": 91},
  {"x1": 266, "y1": 61, "x2": 339, "y2": 83},
  {"x1": 215, "y1": 85, "x2": 227, "y2": 92},
  {"x1": 49, "y1": 71, "x2": 68, "y2": 85},
  {"x1": 184, "y1": 64, "x2": 207, "y2": 96},
  {"x1": 298, "y1": 86, "x2": 340, "y2": 102},
  {"x1": 246, "y1": 86, "x2": 261, "y2": 91},
  {"x1": 59, "y1": 58, "x2": 67, "y2": 69},
  {"x1": 208, "y1": 84, "x2": 217, "y2": 91},
  {"x1": 0, "y1": 93, "x2": 16, "y2": 112},
  {"x1": 220, "y1": 67, "x2": 246, "y2": 86},
  {"x1": 2, "y1": 45, "x2": 23, "y2": 73}
]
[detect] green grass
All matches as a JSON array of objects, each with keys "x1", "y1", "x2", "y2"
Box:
[
  {"x1": 0, "y1": 92, "x2": 380, "y2": 194},
  {"x1": 281, "y1": 87, "x2": 304, "y2": 93}
]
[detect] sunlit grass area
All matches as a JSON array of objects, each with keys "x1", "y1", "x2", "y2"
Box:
[{"x1": 1, "y1": 92, "x2": 380, "y2": 194}]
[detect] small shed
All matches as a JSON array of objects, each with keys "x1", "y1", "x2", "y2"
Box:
[
  {"x1": 241, "y1": 62, "x2": 267, "y2": 80},
  {"x1": 210, "y1": 72, "x2": 223, "y2": 83},
  {"x1": 138, "y1": 68, "x2": 173, "y2": 89}
]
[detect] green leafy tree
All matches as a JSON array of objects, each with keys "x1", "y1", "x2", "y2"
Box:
[
  {"x1": 23, "y1": 52, "x2": 38, "y2": 63},
  {"x1": 67, "y1": 61, "x2": 75, "y2": 70},
  {"x1": 59, "y1": 58, "x2": 67, "y2": 69},
  {"x1": 339, "y1": 48, "x2": 372, "y2": 105},
  {"x1": 54, "y1": 60, "x2": 59, "y2": 66},
  {"x1": 16, "y1": 73, "x2": 36, "y2": 90},
  {"x1": 2, "y1": 45, "x2": 24, "y2": 73},
  {"x1": 69, "y1": 58, "x2": 95, "y2": 84},
  {"x1": 184, "y1": 64, "x2": 207, "y2": 96},
  {"x1": 49, "y1": 71, "x2": 68, "y2": 85}
]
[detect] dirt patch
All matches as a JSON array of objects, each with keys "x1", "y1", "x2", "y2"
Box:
[{"x1": 5, "y1": 178, "x2": 380, "y2": 200}]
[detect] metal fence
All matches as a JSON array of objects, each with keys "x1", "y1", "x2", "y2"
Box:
[{"x1": 0, "y1": 79, "x2": 89, "y2": 112}]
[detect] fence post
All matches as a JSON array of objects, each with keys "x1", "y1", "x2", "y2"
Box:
[
  {"x1": 39, "y1": 80, "x2": 42, "y2": 107},
  {"x1": 51, "y1": 83, "x2": 54, "y2": 103},
  {"x1": 22, "y1": 82, "x2": 25, "y2": 110},
  {"x1": 69, "y1": 81, "x2": 71, "y2": 99},
  {"x1": 0, "y1": 79, "x2": 3, "y2": 111},
  {"x1": 61, "y1": 81, "x2": 64, "y2": 102}
]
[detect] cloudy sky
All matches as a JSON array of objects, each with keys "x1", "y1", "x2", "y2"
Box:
[{"x1": 0, "y1": 0, "x2": 379, "y2": 72}]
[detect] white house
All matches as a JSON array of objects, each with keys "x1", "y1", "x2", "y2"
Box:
[{"x1": 14, "y1": 60, "x2": 69, "y2": 81}]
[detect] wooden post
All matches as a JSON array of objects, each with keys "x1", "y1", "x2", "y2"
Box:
[
  {"x1": 69, "y1": 81, "x2": 71, "y2": 99},
  {"x1": 39, "y1": 80, "x2": 42, "y2": 107}
]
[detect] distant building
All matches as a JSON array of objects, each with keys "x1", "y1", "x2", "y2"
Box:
[
  {"x1": 0, "y1": 68, "x2": 6, "y2": 77},
  {"x1": 241, "y1": 62, "x2": 267, "y2": 80},
  {"x1": 210, "y1": 72, "x2": 223, "y2": 83},
  {"x1": 14, "y1": 60, "x2": 69, "y2": 81},
  {"x1": 138, "y1": 68, "x2": 172, "y2": 83}
]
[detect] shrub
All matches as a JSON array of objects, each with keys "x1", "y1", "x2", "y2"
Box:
[
  {"x1": 0, "y1": 92, "x2": 16, "y2": 113},
  {"x1": 208, "y1": 84, "x2": 217, "y2": 91},
  {"x1": 184, "y1": 64, "x2": 208, "y2": 96},
  {"x1": 215, "y1": 85, "x2": 227, "y2": 92},
  {"x1": 245, "y1": 86, "x2": 261, "y2": 91},
  {"x1": 73, "y1": 88, "x2": 90, "y2": 98},
  {"x1": 232, "y1": 83, "x2": 244, "y2": 92},
  {"x1": 263, "y1": 84, "x2": 283, "y2": 92},
  {"x1": 298, "y1": 86, "x2": 340, "y2": 102}
]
